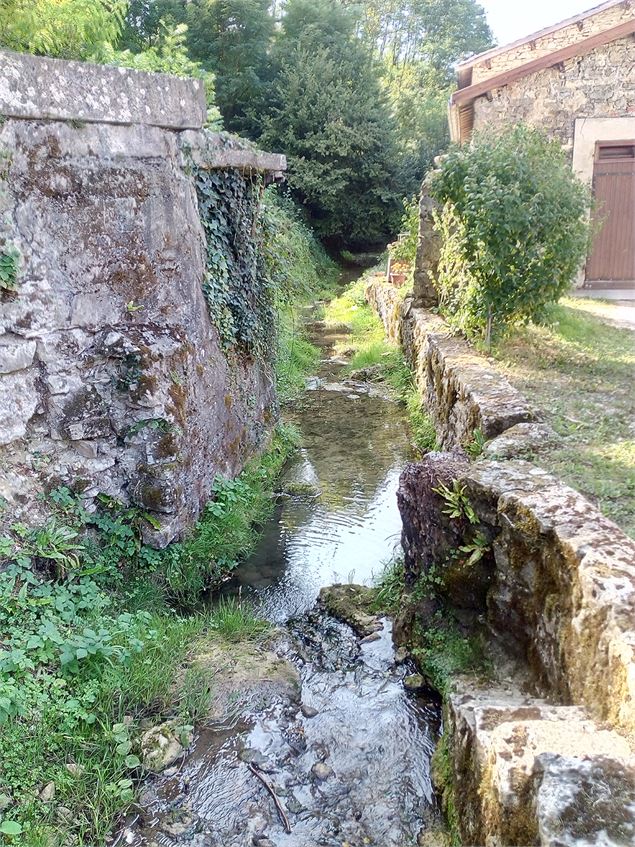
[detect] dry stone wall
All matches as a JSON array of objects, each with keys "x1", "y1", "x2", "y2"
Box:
[
  {"x1": 0, "y1": 50, "x2": 286, "y2": 544},
  {"x1": 366, "y1": 279, "x2": 537, "y2": 449},
  {"x1": 367, "y1": 277, "x2": 635, "y2": 844}
]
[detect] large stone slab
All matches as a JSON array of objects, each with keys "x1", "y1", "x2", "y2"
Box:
[{"x1": 0, "y1": 49, "x2": 207, "y2": 128}]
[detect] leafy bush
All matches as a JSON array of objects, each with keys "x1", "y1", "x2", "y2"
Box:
[
  {"x1": 430, "y1": 125, "x2": 591, "y2": 346},
  {"x1": 0, "y1": 0, "x2": 126, "y2": 58}
]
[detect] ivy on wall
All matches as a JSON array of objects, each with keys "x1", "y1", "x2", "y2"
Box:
[{"x1": 194, "y1": 167, "x2": 274, "y2": 359}]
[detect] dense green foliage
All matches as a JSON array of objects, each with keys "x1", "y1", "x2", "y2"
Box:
[
  {"x1": 115, "y1": 0, "x2": 492, "y2": 247},
  {"x1": 430, "y1": 126, "x2": 591, "y2": 345},
  {"x1": 0, "y1": 0, "x2": 126, "y2": 58},
  {"x1": 259, "y1": 0, "x2": 402, "y2": 247},
  {"x1": 0, "y1": 427, "x2": 296, "y2": 843}
]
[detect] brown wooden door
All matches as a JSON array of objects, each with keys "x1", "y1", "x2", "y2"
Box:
[{"x1": 586, "y1": 141, "x2": 635, "y2": 287}]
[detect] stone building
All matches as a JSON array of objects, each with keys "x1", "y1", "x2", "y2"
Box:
[{"x1": 448, "y1": 0, "x2": 635, "y2": 294}]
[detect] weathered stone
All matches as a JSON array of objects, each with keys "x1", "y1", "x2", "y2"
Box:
[
  {"x1": 0, "y1": 50, "x2": 207, "y2": 129},
  {"x1": 0, "y1": 336, "x2": 36, "y2": 373},
  {"x1": 403, "y1": 674, "x2": 427, "y2": 692},
  {"x1": 140, "y1": 720, "x2": 193, "y2": 773},
  {"x1": 0, "y1": 369, "x2": 39, "y2": 445},
  {"x1": 412, "y1": 173, "x2": 441, "y2": 309},
  {"x1": 311, "y1": 762, "x2": 334, "y2": 781},
  {"x1": 318, "y1": 584, "x2": 382, "y2": 637},
  {"x1": 401, "y1": 453, "x2": 635, "y2": 737},
  {"x1": 366, "y1": 280, "x2": 537, "y2": 449},
  {"x1": 398, "y1": 453, "x2": 495, "y2": 614},
  {"x1": 0, "y1": 56, "x2": 286, "y2": 540},
  {"x1": 445, "y1": 680, "x2": 635, "y2": 847},
  {"x1": 482, "y1": 422, "x2": 559, "y2": 459}
]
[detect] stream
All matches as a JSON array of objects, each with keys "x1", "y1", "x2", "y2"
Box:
[{"x1": 117, "y1": 308, "x2": 443, "y2": 847}]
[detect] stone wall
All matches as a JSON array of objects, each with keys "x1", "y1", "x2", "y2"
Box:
[
  {"x1": 472, "y1": 35, "x2": 635, "y2": 155},
  {"x1": 468, "y1": 1, "x2": 634, "y2": 86},
  {"x1": 0, "y1": 50, "x2": 286, "y2": 544},
  {"x1": 366, "y1": 280, "x2": 536, "y2": 448},
  {"x1": 367, "y1": 277, "x2": 635, "y2": 844}
]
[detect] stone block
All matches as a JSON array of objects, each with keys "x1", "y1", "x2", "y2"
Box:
[
  {"x1": 0, "y1": 336, "x2": 36, "y2": 373},
  {"x1": 446, "y1": 680, "x2": 635, "y2": 847},
  {"x1": 0, "y1": 50, "x2": 207, "y2": 129},
  {"x1": 0, "y1": 369, "x2": 39, "y2": 445}
]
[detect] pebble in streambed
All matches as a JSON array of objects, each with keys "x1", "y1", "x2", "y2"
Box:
[{"x1": 115, "y1": 609, "x2": 443, "y2": 847}]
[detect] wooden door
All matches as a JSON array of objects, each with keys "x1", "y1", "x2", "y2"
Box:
[{"x1": 586, "y1": 141, "x2": 635, "y2": 288}]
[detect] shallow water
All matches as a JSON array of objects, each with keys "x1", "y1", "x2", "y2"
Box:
[{"x1": 117, "y1": 311, "x2": 442, "y2": 847}]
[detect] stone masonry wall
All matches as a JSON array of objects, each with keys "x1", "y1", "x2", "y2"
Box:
[
  {"x1": 367, "y1": 277, "x2": 635, "y2": 844},
  {"x1": 366, "y1": 279, "x2": 537, "y2": 449},
  {"x1": 468, "y1": 1, "x2": 634, "y2": 85},
  {"x1": 472, "y1": 36, "x2": 635, "y2": 155},
  {"x1": 0, "y1": 50, "x2": 286, "y2": 544}
]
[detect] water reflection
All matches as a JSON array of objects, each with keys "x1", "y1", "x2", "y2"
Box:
[{"x1": 228, "y1": 348, "x2": 413, "y2": 622}]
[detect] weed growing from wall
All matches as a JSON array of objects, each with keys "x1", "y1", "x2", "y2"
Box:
[{"x1": 0, "y1": 243, "x2": 20, "y2": 291}]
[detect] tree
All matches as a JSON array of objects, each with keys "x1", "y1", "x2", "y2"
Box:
[
  {"x1": 184, "y1": 0, "x2": 274, "y2": 136},
  {"x1": 0, "y1": 0, "x2": 127, "y2": 58},
  {"x1": 429, "y1": 126, "x2": 591, "y2": 346},
  {"x1": 259, "y1": 0, "x2": 402, "y2": 247},
  {"x1": 342, "y1": 0, "x2": 493, "y2": 194}
]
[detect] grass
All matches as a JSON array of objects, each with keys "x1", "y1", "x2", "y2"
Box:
[
  {"x1": 275, "y1": 307, "x2": 321, "y2": 403},
  {"x1": 324, "y1": 274, "x2": 438, "y2": 454},
  {"x1": 163, "y1": 424, "x2": 300, "y2": 608},
  {"x1": 490, "y1": 298, "x2": 635, "y2": 537},
  {"x1": 208, "y1": 596, "x2": 271, "y2": 642},
  {"x1": 0, "y1": 428, "x2": 296, "y2": 846}
]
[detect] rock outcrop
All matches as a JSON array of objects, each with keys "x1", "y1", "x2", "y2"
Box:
[{"x1": 0, "y1": 50, "x2": 286, "y2": 543}]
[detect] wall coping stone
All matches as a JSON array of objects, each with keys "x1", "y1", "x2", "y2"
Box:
[
  {"x1": 0, "y1": 49, "x2": 207, "y2": 129},
  {"x1": 180, "y1": 130, "x2": 287, "y2": 173}
]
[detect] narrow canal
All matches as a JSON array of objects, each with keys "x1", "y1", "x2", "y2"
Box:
[{"x1": 119, "y1": 307, "x2": 442, "y2": 847}]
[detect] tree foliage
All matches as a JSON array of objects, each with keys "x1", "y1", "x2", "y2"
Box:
[
  {"x1": 429, "y1": 126, "x2": 591, "y2": 344},
  {"x1": 259, "y1": 0, "x2": 401, "y2": 247},
  {"x1": 0, "y1": 0, "x2": 127, "y2": 58}
]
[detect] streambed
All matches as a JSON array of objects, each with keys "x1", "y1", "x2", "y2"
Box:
[{"x1": 116, "y1": 311, "x2": 443, "y2": 847}]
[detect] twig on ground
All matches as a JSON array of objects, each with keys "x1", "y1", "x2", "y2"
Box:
[{"x1": 248, "y1": 762, "x2": 292, "y2": 834}]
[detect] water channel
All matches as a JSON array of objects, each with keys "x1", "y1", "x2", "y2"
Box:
[{"x1": 118, "y1": 307, "x2": 443, "y2": 847}]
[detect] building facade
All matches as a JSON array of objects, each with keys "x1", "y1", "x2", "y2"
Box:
[{"x1": 448, "y1": 0, "x2": 635, "y2": 293}]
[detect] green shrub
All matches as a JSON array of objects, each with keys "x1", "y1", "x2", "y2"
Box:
[{"x1": 430, "y1": 125, "x2": 591, "y2": 346}]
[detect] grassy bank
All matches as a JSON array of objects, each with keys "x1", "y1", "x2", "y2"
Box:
[
  {"x1": 0, "y1": 426, "x2": 296, "y2": 845},
  {"x1": 490, "y1": 298, "x2": 635, "y2": 537},
  {"x1": 323, "y1": 273, "x2": 437, "y2": 453}
]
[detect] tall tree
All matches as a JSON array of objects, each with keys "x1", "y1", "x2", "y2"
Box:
[
  {"x1": 343, "y1": 0, "x2": 493, "y2": 188},
  {"x1": 260, "y1": 0, "x2": 402, "y2": 247}
]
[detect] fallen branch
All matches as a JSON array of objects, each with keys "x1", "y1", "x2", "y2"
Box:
[{"x1": 248, "y1": 762, "x2": 292, "y2": 834}]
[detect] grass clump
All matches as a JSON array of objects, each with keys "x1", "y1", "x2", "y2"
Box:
[
  {"x1": 163, "y1": 424, "x2": 300, "y2": 608},
  {"x1": 491, "y1": 298, "x2": 635, "y2": 536},
  {"x1": 0, "y1": 428, "x2": 295, "y2": 845},
  {"x1": 208, "y1": 596, "x2": 270, "y2": 642}
]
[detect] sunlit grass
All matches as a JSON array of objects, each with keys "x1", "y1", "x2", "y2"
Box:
[{"x1": 492, "y1": 300, "x2": 635, "y2": 536}]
